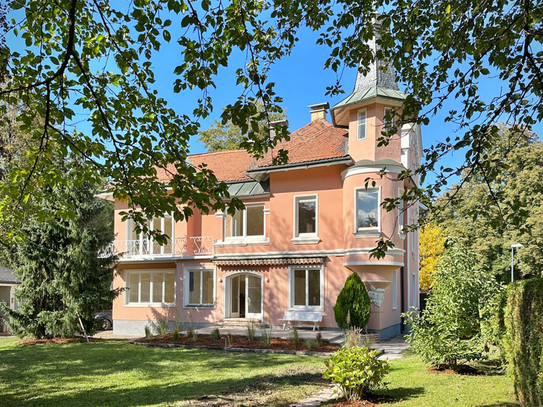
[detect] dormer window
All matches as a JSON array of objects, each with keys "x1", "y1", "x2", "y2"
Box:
[{"x1": 357, "y1": 109, "x2": 367, "y2": 140}]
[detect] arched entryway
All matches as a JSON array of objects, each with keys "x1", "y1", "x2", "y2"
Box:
[{"x1": 224, "y1": 272, "x2": 263, "y2": 320}]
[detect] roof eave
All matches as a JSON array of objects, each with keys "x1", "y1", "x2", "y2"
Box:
[{"x1": 247, "y1": 156, "x2": 353, "y2": 177}]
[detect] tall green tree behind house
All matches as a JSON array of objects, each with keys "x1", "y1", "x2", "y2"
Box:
[
  {"x1": 0, "y1": 157, "x2": 119, "y2": 339},
  {"x1": 432, "y1": 124, "x2": 543, "y2": 282},
  {"x1": 199, "y1": 101, "x2": 287, "y2": 152}
]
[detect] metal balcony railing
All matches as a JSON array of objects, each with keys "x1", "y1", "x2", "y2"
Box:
[{"x1": 102, "y1": 236, "x2": 214, "y2": 260}]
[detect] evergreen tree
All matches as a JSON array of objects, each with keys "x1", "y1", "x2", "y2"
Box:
[
  {"x1": 334, "y1": 272, "x2": 371, "y2": 330},
  {"x1": 0, "y1": 159, "x2": 119, "y2": 338}
]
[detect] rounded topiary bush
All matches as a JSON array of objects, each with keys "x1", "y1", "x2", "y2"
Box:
[{"x1": 334, "y1": 272, "x2": 371, "y2": 330}]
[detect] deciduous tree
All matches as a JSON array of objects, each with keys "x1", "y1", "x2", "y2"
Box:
[
  {"x1": 199, "y1": 101, "x2": 287, "y2": 152},
  {"x1": 432, "y1": 124, "x2": 543, "y2": 281},
  {"x1": 1, "y1": 0, "x2": 541, "y2": 258},
  {"x1": 419, "y1": 223, "x2": 446, "y2": 290}
]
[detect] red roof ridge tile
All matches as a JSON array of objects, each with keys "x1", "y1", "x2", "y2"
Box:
[{"x1": 189, "y1": 148, "x2": 250, "y2": 159}]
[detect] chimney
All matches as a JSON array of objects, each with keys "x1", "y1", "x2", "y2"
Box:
[
  {"x1": 269, "y1": 119, "x2": 289, "y2": 140},
  {"x1": 309, "y1": 102, "x2": 330, "y2": 122}
]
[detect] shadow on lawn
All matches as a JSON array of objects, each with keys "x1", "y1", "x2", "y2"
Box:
[
  {"x1": 477, "y1": 403, "x2": 519, "y2": 407},
  {"x1": 377, "y1": 386, "x2": 425, "y2": 402},
  {"x1": 0, "y1": 340, "x2": 326, "y2": 406}
]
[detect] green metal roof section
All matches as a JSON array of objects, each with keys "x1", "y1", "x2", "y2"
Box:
[
  {"x1": 333, "y1": 86, "x2": 406, "y2": 111},
  {"x1": 227, "y1": 180, "x2": 269, "y2": 197}
]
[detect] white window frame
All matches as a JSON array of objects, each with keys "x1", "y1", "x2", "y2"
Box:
[
  {"x1": 398, "y1": 188, "x2": 405, "y2": 237},
  {"x1": 354, "y1": 186, "x2": 381, "y2": 234},
  {"x1": 392, "y1": 270, "x2": 398, "y2": 310},
  {"x1": 125, "y1": 269, "x2": 176, "y2": 306},
  {"x1": 183, "y1": 268, "x2": 216, "y2": 308},
  {"x1": 357, "y1": 109, "x2": 367, "y2": 140},
  {"x1": 126, "y1": 214, "x2": 175, "y2": 256},
  {"x1": 288, "y1": 265, "x2": 324, "y2": 311},
  {"x1": 292, "y1": 194, "x2": 319, "y2": 244},
  {"x1": 225, "y1": 204, "x2": 266, "y2": 239},
  {"x1": 384, "y1": 106, "x2": 395, "y2": 130}
]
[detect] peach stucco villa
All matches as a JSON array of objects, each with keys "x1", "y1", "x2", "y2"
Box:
[{"x1": 106, "y1": 31, "x2": 422, "y2": 340}]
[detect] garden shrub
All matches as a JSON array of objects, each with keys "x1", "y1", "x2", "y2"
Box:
[
  {"x1": 246, "y1": 320, "x2": 256, "y2": 341},
  {"x1": 210, "y1": 328, "x2": 221, "y2": 340},
  {"x1": 345, "y1": 326, "x2": 363, "y2": 349},
  {"x1": 323, "y1": 346, "x2": 390, "y2": 400},
  {"x1": 157, "y1": 318, "x2": 169, "y2": 335},
  {"x1": 290, "y1": 326, "x2": 301, "y2": 344},
  {"x1": 260, "y1": 324, "x2": 272, "y2": 347},
  {"x1": 172, "y1": 326, "x2": 180, "y2": 341},
  {"x1": 505, "y1": 279, "x2": 543, "y2": 407},
  {"x1": 404, "y1": 244, "x2": 502, "y2": 369},
  {"x1": 334, "y1": 273, "x2": 371, "y2": 330}
]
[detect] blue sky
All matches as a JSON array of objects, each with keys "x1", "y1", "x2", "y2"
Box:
[{"x1": 8, "y1": 7, "x2": 542, "y2": 190}]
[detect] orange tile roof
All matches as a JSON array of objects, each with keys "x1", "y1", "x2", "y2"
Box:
[
  {"x1": 255, "y1": 118, "x2": 348, "y2": 168},
  {"x1": 154, "y1": 119, "x2": 349, "y2": 183},
  {"x1": 188, "y1": 149, "x2": 255, "y2": 182}
]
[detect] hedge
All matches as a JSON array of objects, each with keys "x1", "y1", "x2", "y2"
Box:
[{"x1": 505, "y1": 278, "x2": 543, "y2": 407}]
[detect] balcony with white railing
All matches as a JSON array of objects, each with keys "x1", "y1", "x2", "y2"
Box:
[{"x1": 105, "y1": 236, "x2": 214, "y2": 260}]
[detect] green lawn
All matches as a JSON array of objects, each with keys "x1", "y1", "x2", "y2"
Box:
[
  {"x1": 0, "y1": 338, "x2": 325, "y2": 407},
  {"x1": 0, "y1": 338, "x2": 520, "y2": 407},
  {"x1": 325, "y1": 350, "x2": 519, "y2": 407}
]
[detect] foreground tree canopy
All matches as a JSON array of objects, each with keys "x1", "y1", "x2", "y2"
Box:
[{"x1": 1, "y1": 0, "x2": 542, "y2": 249}]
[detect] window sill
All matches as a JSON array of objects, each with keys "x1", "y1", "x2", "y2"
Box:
[
  {"x1": 183, "y1": 304, "x2": 216, "y2": 309},
  {"x1": 291, "y1": 237, "x2": 321, "y2": 245},
  {"x1": 354, "y1": 231, "x2": 381, "y2": 239},
  {"x1": 124, "y1": 303, "x2": 176, "y2": 308},
  {"x1": 215, "y1": 238, "x2": 270, "y2": 247}
]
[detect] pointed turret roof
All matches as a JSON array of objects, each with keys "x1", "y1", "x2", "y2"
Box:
[{"x1": 331, "y1": 15, "x2": 406, "y2": 127}]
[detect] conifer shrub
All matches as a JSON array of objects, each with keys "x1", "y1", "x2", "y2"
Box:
[
  {"x1": 505, "y1": 279, "x2": 543, "y2": 407},
  {"x1": 334, "y1": 273, "x2": 371, "y2": 330}
]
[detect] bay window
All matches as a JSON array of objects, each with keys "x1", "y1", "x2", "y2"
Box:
[{"x1": 356, "y1": 188, "x2": 380, "y2": 232}]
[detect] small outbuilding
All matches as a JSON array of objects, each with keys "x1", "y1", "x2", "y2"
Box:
[{"x1": 0, "y1": 265, "x2": 17, "y2": 333}]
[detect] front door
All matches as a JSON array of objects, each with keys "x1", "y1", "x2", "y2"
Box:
[
  {"x1": 245, "y1": 275, "x2": 261, "y2": 319},
  {"x1": 228, "y1": 273, "x2": 262, "y2": 320}
]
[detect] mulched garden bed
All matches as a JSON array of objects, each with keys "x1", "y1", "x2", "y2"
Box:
[
  {"x1": 133, "y1": 333, "x2": 339, "y2": 353},
  {"x1": 326, "y1": 394, "x2": 395, "y2": 407},
  {"x1": 20, "y1": 337, "x2": 101, "y2": 346}
]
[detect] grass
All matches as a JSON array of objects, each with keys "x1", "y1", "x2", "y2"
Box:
[
  {"x1": 324, "y1": 350, "x2": 519, "y2": 407},
  {"x1": 0, "y1": 338, "x2": 326, "y2": 407},
  {"x1": 0, "y1": 338, "x2": 520, "y2": 407}
]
